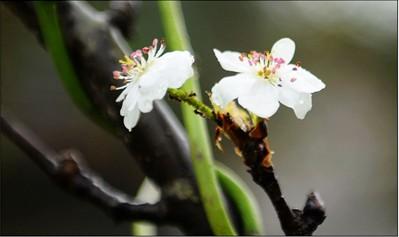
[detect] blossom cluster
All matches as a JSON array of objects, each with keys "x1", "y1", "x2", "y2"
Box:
[{"x1": 112, "y1": 38, "x2": 325, "y2": 131}]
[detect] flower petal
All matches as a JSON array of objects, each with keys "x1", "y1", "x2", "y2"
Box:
[
  {"x1": 213, "y1": 49, "x2": 253, "y2": 73},
  {"x1": 237, "y1": 80, "x2": 280, "y2": 118},
  {"x1": 271, "y1": 38, "x2": 295, "y2": 64},
  {"x1": 164, "y1": 51, "x2": 195, "y2": 88},
  {"x1": 116, "y1": 82, "x2": 136, "y2": 103},
  {"x1": 139, "y1": 51, "x2": 194, "y2": 90},
  {"x1": 120, "y1": 84, "x2": 139, "y2": 116},
  {"x1": 141, "y1": 79, "x2": 168, "y2": 98},
  {"x1": 278, "y1": 64, "x2": 325, "y2": 93},
  {"x1": 136, "y1": 71, "x2": 169, "y2": 114},
  {"x1": 279, "y1": 87, "x2": 312, "y2": 119},
  {"x1": 211, "y1": 73, "x2": 257, "y2": 108},
  {"x1": 138, "y1": 97, "x2": 154, "y2": 113},
  {"x1": 123, "y1": 105, "x2": 140, "y2": 132}
]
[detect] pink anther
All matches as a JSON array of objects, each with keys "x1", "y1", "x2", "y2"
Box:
[{"x1": 113, "y1": 71, "x2": 121, "y2": 79}]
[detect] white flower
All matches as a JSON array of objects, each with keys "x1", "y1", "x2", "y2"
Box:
[
  {"x1": 211, "y1": 38, "x2": 325, "y2": 119},
  {"x1": 112, "y1": 39, "x2": 194, "y2": 131}
]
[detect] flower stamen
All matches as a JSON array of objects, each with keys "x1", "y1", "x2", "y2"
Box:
[
  {"x1": 111, "y1": 39, "x2": 169, "y2": 90},
  {"x1": 239, "y1": 50, "x2": 286, "y2": 86}
]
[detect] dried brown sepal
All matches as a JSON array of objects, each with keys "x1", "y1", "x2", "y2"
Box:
[
  {"x1": 234, "y1": 147, "x2": 243, "y2": 159},
  {"x1": 248, "y1": 120, "x2": 268, "y2": 139},
  {"x1": 214, "y1": 112, "x2": 325, "y2": 235},
  {"x1": 261, "y1": 137, "x2": 273, "y2": 167},
  {"x1": 214, "y1": 112, "x2": 272, "y2": 168},
  {"x1": 214, "y1": 126, "x2": 224, "y2": 152}
]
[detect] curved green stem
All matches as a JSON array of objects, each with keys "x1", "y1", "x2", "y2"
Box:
[
  {"x1": 33, "y1": 2, "x2": 110, "y2": 131},
  {"x1": 35, "y1": 1, "x2": 262, "y2": 235},
  {"x1": 158, "y1": 1, "x2": 236, "y2": 235},
  {"x1": 167, "y1": 86, "x2": 264, "y2": 234},
  {"x1": 216, "y1": 163, "x2": 263, "y2": 235}
]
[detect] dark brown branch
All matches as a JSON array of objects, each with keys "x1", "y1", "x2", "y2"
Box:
[
  {"x1": 0, "y1": 115, "x2": 167, "y2": 223},
  {"x1": 217, "y1": 114, "x2": 326, "y2": 235},
  {"x1": 2, "y1": 1, "x2": 325, "y2": 235},
  {"x1": 2, "y1": 2, "x2": 213, "y2": 234},
  {"x1": 106, "y1": 0, "x2": 141, "y2": 38},
  {"x1": 3, "y1": 2, "x2": 44, "y2": 44}
]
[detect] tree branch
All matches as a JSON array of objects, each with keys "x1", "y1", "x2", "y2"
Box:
[
  {"x1": 106, "y1": 0, "x2": 141, "y2": 38},
  {"x1": 168, "y1": 88, "x2": 215, "y2": 121},
  {"x1": 3, "y1": 1, "x2": 326, "y2": 235},
  {"x1": 0, "y1": 115, "x2": 167, "y2": 223},
  {"x1": 3, "y1": 2, "x2": 212, "y2": 234},
  {"x1": 3, "y1": 2, "x2": 44, "y2": 44},
  {"x1": 217, "y1": 114, "x2": 326, "y2": 235}
]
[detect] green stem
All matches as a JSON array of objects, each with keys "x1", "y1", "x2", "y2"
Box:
[
  {"x1": 216, "y1": 163, "x2": 263, "y2": 235},
  {"x1": 34, "y1": 2, "x2": 109, "y2": 130},
  {"x1": 158, "y1": 1, "x2": 236, "y2": 235},
  {"x1": 167, "y1": 88, "x2": 215, "y2": 121}
]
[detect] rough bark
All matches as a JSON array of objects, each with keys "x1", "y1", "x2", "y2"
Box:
[
  {"x1": 3, "y1": 1, "x2": 326, "y2": 235},
  {"x1": 4, "y1": 1, "x2": 212, "y2": 234},
  {"x1": 217, "y1": 113, "x2": 326, "y2": 235},
  {"x1": 1, "y1": 116, "x2": 167, "y2": 224}
]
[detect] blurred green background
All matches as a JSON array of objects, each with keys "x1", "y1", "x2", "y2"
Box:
[{"x1": 1, "y1": 1, "x2": 397, "y2": 235}]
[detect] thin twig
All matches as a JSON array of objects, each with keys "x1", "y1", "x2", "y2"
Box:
[
  {"x1": 3, "y1": 2, "x2": 214, "y2": 234},
  {"x1": 107, "y1": 0, "x2": 141, "y2": 38},
  {"x1": 3, "y1": 1, "x2": 327, "y2": 235},
  {"x1": 0, "y1": 115, "x2": 167, "y2": 223},
  {"x1": 216, "y1": 113, "x2": 326, "y2": 235},
  {"x1": 168, "y1": 88, "x2": 215, "y2": 121}
]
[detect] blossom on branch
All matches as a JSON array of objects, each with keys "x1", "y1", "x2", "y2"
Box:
[
  {"x1": 211, "y1": 38, "x2": 325, "y2": 119},
  {"x1": 112, "y1": 39, "x2": 194, "y2": 131}
]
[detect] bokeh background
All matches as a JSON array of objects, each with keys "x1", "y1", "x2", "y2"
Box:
[{"x1": 1, "y1": 1, "x2": 397, "y2": 235}]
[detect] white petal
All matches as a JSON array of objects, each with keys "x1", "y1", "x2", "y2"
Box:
[
  {"x1": 138, "y1": 97, "x2": 154, "y2": 113},
  {"x1": 213, "y1": 49, "x2": 253, "y2": 73},
  {"x1": 271, "y1": 38, "x2": 295, "y2": 64},
  {"x1": 237, "y1": 80, "x2": 280, "y2": 118},
  {"x1": 137, "y1": 81, "x2": 169, "y2": 113},
  {"x1": 163, "y1": 51, "x2": 194, "y2": 88},
  {"x1": 140, "y1": 80, "x2": 169, "y2": 100},
  {"x1": 119, "y1": 84, "x2": 139, "y2": 116},
  {"x1": 211, "y1": 73, "x2": 257, "y2": 108},
  {"x1": 139, "y1": 51, "x2": 194, "y2": 90},
  {"x1": 135, "y1": 76, "x2": 169, "y2": 114},
  {"x1": 278, "y1": 64, "x2": 325, "y2": 93},
  {"x1": 116, "y1": 82, "x2": 136, "y2": 103},
  {"x1": 134, "y1": 84, "x2": 168, "y2": 114},
  {"x1": 123, "y1": 105, "x2": 140, "y2": 132},
  {"x1": 279, "y1": 87, "x2": 312, "y2": 119}
]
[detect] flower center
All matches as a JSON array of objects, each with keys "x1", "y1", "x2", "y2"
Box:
[
  {"x1": 239, "y1": 50, "x2": 285, "y2": 86},
  {"x1": 111, "y1": 39, "x2": 166, "y2": 91}
]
